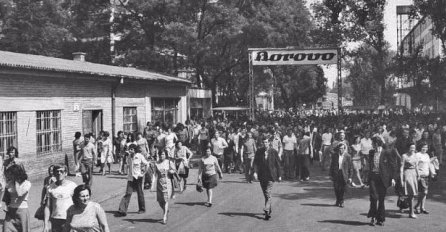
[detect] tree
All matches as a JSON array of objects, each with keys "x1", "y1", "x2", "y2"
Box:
[{"x1": 0, "y1": 0, "x2": 71, "y2": 57}]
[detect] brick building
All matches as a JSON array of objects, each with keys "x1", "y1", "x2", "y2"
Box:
[{"x1": 0, "y1": 51, "x2": 190, "y2": 178}]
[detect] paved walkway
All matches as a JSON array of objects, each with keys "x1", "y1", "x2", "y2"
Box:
[{"x1": 1, "y1": 162, "x2": 445, "y2": 232}]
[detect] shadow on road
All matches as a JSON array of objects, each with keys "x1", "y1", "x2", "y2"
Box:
[
  {"x1": 301, "y1": 203, "x2": 336, "y2": 207},
  {"x1": 123, "y1": 218, "x2": 163, "y2": 224},
  {"x1": 175, "y1": 202, "x2": 205, "y2": 206},
  {"x1": 359, "y1": 209, "x2": 403, "y2": 219},
  {"x1": 318, "y1": 219, "x2": 369, "y2": 226},
  {"x1": 219, "y1": 212, "x2": 264, "y2": 220}
]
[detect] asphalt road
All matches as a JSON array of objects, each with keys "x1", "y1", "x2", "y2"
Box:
[{"x1": 100, "y1": 165, "x2": 446, "y2": 232}]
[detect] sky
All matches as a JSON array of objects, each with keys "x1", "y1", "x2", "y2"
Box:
[{"x1": 305, "y1": 0, "x2": 413, "y2": 86}]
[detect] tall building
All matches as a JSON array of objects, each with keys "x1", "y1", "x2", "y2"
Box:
[{"x1": 395, "y1": 6, "x2": 444, "y2": 111}]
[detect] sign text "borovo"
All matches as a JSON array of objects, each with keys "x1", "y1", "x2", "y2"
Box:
[{"x1": 251, "y1": 49, "x2": 338, "y2": 66}]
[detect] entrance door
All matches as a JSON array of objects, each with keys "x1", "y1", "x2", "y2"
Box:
[{"x1": 82, "y1": 110, "x2": 103, "y2": 137}]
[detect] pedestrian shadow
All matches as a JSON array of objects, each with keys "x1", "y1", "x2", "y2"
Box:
[
  {"x1": 106, "y1": 176, "x2": 128, "y2": 179},
  {"x1": 301, "y1": 203, "x2": 335, "y2": 207},
  {"x1": 220, "y1": 180, "x2": 248, "y2": 184},
  {"x1": 359, "y1": 210, "x2": 403, "y2": 219},
  {"x1": 319, "y1": 220, "x2": 369, "y2": 226},
  {"x1": 219, "y1": 212, "x2": 264, "y2": 220},
  {"x1": 175, "y1": 202, "x2": 205, "y2": 206},
  {"x1": 123, "y1": 218, "x2": 163, "y2": 224}
]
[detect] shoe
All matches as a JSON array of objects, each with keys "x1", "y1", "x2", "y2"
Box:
[
  {"x1": 376, "y1": 221, "x2": 384, "y2": 226},
  {"x1": 264, "y1": 211, "x2": 271, "y2": 220},
  {"x1": 204, "y1": 202, "x2": 212, "y2": 207},
  {"x1": 138, "y1": 210, "x2": 145, "y2": 214},
  {"x1": 334, "y1": 202, "x2": 339, "y2": 207},
  {"x1": 369, "y1": 218, "x2": 375, "y2": 226},
  {"x1": 305, "y1": 177, "x2": 310, "y2": 181},
  {"x1": 409, "y1": 214, "x2": 417, "y2": 219},
  {"x1": 414, "y1": 208, "x2": 420, "y2": 214},
  {"x1": 421, "y1": 209, "x2": 429, "y2": 214},
  {"x1": 339, "y1": 202, "x2": 344, "y2": 208},
  {"x1": 115, "y1": 212, "x2": 127, "y2": 217}
]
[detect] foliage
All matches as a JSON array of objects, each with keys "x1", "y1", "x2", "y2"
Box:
[{"x1": 0, "y1": 0, "x2": 71, "y2": 57}]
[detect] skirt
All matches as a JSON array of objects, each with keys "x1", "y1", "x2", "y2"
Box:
[
  {"x1": 403, "y1": 168, "x2": 418, "y2": 196},
  {"x1": 202, "y1": 174, "x2": 218, "y2": 189}
]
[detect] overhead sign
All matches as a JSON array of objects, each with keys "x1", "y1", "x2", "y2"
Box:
[{"x1": 250, "y1": 48, "x2": 338, "y2": 66}]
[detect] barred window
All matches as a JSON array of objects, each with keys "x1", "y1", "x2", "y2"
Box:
[
  {"x1": 152, "y1": 98, "x2": 178, "y2": 125},
  {"x1": 0, "y1": 112, "x2": 17, "y2": 158},
  {"x1": 123, "y1": 107, "x2": 137, "y2": 133},
  {"x1": 37, "y1": 110, "x2": 62, "y2": 155}
]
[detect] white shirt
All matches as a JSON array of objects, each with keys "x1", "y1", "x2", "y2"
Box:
[
  {"x1": 360, "y1": 138, "x2": 373, "y2": 154},
  {"x1": 128, "y1": 153, "x2": 149, "y2": 181},
  {"x1": 211, "y1": 137, "x2": 228, "y2": 155},
  {"x1": 416, "y1": 152, "x2": 430, "y2": 177},
  {"x1": 283, "y1": 134, "x2": 297, "y2": 151},
  {"x1": 338, "y1": 154, "x2": 344, "y2": 170},
  {"x1": 47, "y1": 180, "x2": 77, "y2": 219},
  {"x1": 321, "y1": 133, "x2": 332, "y2": 146}
]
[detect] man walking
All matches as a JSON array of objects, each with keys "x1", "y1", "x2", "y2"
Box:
[
  {"x1": 116, "y1": 144, "x2": 149, "y2": 216},
  {"x1": 329, "y1": 143, "x2": 352, "y2": 208},
  {"x1": 253, "y1": 137, "x2": 282, "y2": 220},
  {"x1": 367, "y1": 137, "x2": 399, "y2": 226},
  {"x1": 78, "y1": 134, "x2": 97, "y2": 188}
]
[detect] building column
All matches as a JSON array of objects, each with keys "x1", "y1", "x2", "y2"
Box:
[{"x1": 145, "y1": 96, "x2": 152, "y2": 124}]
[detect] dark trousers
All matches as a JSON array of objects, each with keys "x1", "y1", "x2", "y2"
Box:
[
  {"x1": 50, "y1": 218, "x2": 65, "y2": 232},
  {"x1": 260, "y1": 180, "x2": 274, "y2": 213},
  {"x1": 298, "y1": 154, "x2": 311, "y2": 180},
  {"x1": 368, "y1": 173, "x2": 387, "y2": 222},
  {"x1": 118, "y1": 177, "x2": 145, "y2": 213},
  {"x1": 333, "y1": 170, "x2": 346, "y2": 204}
]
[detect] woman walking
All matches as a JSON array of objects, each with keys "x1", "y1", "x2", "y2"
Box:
[
  {"x1": 174, "y1": 141, "x2": 193, "y2": 192},
  {"x1": 400, "y1": 143, "x2": 419, "y2": 218},
  {"x1": 3, "y1": 164, "x2": 31, "y2": 232},
  {"x1": 99, "y1": 131, "x2": 113, "y2": 175},
  {"x1": 64, "y1": 184, "x2": 110, "y2": 232},
  {"x1": 154, "y1": 149, "x2": 177, "y2": 224},
  {"x1": 197, "y1": 147, "x2": 223, "y2": 207},
  {"x1": 351, "y1": 135, "x2": 365, "y2": 188},
  {"x1": 414, "y1": 142, "x2": 433, "y2": 214}
]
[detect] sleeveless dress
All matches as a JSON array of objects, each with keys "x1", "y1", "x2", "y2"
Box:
[
  {"x1": 402, "y1": 154, "x2": 418, "y2": 196},
  {"x1": 155, "y1": 160, "x2": 175, "y2": 204}
]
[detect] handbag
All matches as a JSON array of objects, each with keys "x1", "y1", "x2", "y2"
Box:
[
  {"x1": 196, "y1": 179, "x2": 203, "y2": 192},
  {"x1": 34, "y1": 204, "x2": 45, "y2": 220},
  {"x1": 397, "y1": 196, "x2": 410, "y2": 209}
]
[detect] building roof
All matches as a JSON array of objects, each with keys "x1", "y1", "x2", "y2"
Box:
[{"x1": 0, "y1": 50, "x2": 190, "y2": 84}]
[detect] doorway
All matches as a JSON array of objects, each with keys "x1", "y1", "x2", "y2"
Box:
[{"x1": 82, "y1": 110, "x2": 103, "y2": 138}]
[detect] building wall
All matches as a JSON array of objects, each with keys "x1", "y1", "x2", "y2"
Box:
[{"x1": 0, "y1": 71, "x2": 188, "y2": 178}]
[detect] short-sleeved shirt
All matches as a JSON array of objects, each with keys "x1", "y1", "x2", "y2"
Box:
[
  {"x1": 47, "y1": 180, "x2": 77, "y2": 219},
  {"x1": 283, "y1": 135, "x2": 297, "y2": 151},
  {"x1": 80, "y1": 142, "x2": 96, "y2": 160},
  {"x1": 211, "y1": 137, "x2": 228, "y2": 156},
  {"x1": 201, "y1": 155, "x2": 219, "y2": 176}
]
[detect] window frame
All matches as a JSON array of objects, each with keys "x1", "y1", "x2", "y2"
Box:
[
  {"x1": 0, "y1": 112, "x2": 18, "y2": 158},
  {"x1": 36, "y1": 110, "x2": 62, "y2": 155},
  {"x1": 123, "y1": 107, "x2": 138, "y2": 133}
]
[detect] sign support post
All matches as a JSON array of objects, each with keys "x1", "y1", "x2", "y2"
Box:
[
  {"x1": 337, "y1": 47, "x2": 342, "y2": 113},
  {"x1": 249, "y1": 51, "x2": 255, "y2": 121}
]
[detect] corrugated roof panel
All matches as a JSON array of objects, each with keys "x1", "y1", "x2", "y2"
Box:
[{"x1": 0, "y1": 50, "x2": 190, "y2": 84}]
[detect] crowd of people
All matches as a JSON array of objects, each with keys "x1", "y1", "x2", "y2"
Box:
[{"x1": 0, "y1": 111, "x2": 444, "y2": 231}]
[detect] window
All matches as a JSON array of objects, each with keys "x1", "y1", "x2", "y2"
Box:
[
  {"x1": 37, "y1": 110, "x2": 62, "y2": 155},
  {"x1": 0, "y1": 112, "x2": 17, "y2": 158},
  {"x1": 123, "y1": 107, "x2": 137, "y2": 133},
  {"x1": 152, "y1": 98, "x2": 178, "y2": 125}
]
